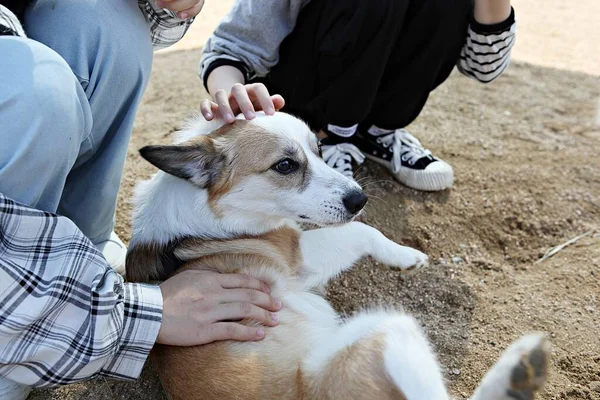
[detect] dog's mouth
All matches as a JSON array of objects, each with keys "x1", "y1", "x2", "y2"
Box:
[{"x1": 296, "y1": 210, "x2": 362, "y2": 226}]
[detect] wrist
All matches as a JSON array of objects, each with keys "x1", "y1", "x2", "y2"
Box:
[
  {"x1": 101, "y1": 283, "x2": 163, "y2": 378},
  {"x1": 204, "y1": 62, "x2": 248, "y2": 95},
  {"x1": 474, "y1": 0, "x2": 511, "y2": 25},
  {"x1": 470, "y1": 6, "x2": 515, "y2": 33}
]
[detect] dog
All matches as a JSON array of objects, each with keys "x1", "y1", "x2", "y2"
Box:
[{"x1": 126, "y1": 112, "x2": 549, "y2": 400}]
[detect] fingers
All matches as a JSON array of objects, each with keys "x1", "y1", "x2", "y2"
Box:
[
  {"x1": 220, "y1": 288, "x2": 282, "y2": 312},
  {"x1": 248, "y1": 84, "x2": 275, "y2": 115},
  {"x1": 218, "y1": 273, "x2": 271, "y2": 294},
  {"x1": 214, "y1": 302, "x2": 279, "y2": 326},
  {"x1": 271, "y1": 94, "x2": 285, "y2": 111},
  {"x1": 214, "y1": 89, "x2": 235, "y2": 123},
  {"x1": 208, "y1": 323, "x2": 265, "y2": 342},
  {"x1": 203, "y1": 84, "x2": 286, "y2": 123},
  {"x1": 231, "y1": 83, "x2": 256, "y2": 120},
  {"x1": 200, "y1": 99, "x2": 217, "y2": 120},
  {"x1": 177, "y1": 0, "x2": 204, "y2": 19}
]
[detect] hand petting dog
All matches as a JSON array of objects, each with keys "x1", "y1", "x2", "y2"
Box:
[
  {"x1": 157, "y1": 270, "x2": 281, "y2": 346},
  {"x1": 202, "y1": 82, "x2": 285, "y2": 124},
  {"x1": 203, "y1": 65, "x2": 285, "y2": 123}
]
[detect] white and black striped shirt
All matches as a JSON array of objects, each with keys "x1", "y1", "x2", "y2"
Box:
[{"x1": 457, "y1": 8, "x2": 516, "y2": 83}]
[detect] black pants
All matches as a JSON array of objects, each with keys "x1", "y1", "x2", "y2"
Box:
[{"x1": 263, "y1": 0, "x2": 473, "y2": 133}]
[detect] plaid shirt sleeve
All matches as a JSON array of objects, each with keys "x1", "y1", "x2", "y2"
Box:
[
  {"x1": 0, "y1": 193, "x2": 163, "y2": 387},
  {"x1": 138, "y1": 0, "x2": 195, "y2": 50}
]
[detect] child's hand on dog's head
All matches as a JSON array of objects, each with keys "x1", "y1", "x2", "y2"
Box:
[
  {"x1": 201, "y1": 83, "x2": 285, "y2": 124},
  {"x1": 157, "y1": 270, "x2": 282, "y2": 346},
  {"x1": 155, "y1": 0, "x2": 205, "y2": 20}
]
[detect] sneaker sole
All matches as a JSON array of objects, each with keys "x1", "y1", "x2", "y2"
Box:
[{"x1": 364, "y1": 154, "x2": 454, "y2": 192}]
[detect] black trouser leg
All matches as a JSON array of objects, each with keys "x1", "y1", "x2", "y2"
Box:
[
  {"x1": 265, "y1": 0, "x2": 409, "y2": 132},
  {"x1": 265, "y1": 0, "x2": 472, "y2": 134},
  {"x1": 363, "y1": 0, "x2": 473, "y2": 130}
]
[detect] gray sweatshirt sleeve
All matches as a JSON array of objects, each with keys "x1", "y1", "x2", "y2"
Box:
[{"x1": 199, "y1": 0, "x2": 310, "y2": 87}]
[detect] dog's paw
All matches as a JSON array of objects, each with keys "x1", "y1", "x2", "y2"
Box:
[
  {"x1": 505, "y1": 334, "x2": 549, "y2": 399},
  {"x1": 374, "y1": 241, "x2": 429, "y2": 272},
  {"x1": 472, "y1": 334, "x2": 549, "y2": 400}
]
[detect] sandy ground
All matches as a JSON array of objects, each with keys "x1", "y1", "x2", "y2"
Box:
[{"x1": 30, "y1": 0, "x2": 600, "y2": 399}]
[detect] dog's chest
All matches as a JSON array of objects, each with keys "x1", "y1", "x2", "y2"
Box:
[{"x1": 281, "y1": 290, "x2": 339, "y2": 332}]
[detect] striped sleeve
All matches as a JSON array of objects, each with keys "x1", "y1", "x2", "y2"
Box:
[
  {"x1": 457, "y1": 7, "x2": 516, "y2": 83},
  {"x1": 0, "y1": 5, "x2": 26, "y2": 37}
]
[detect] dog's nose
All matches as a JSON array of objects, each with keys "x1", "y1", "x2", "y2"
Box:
[{"x1": 342, "y1": 190, "x2": 368, "y2": 214}]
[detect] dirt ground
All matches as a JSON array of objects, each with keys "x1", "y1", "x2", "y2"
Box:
[{"x1": 30, "y1": 0, "x2": 599, "y2": 399}]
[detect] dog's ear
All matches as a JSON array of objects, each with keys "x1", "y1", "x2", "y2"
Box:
[{"x1": 139, "y1": 137, "x2": 225, "y2": 188}]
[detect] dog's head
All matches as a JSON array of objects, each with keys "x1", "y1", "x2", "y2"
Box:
[{"x1": 139, "y1": 112, "x2": 367, "y2": 227}]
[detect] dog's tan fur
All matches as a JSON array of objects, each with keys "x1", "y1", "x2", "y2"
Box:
[
  {"x1": 174, "y1": 227, "x2": 302, "y2": 274},
  {"x1": 306, "y1": 333, "x2": 407, "y2": 400},
  {"x1": 206, "y1": 121, "x2": 315, "y2": 207},
  {"x1": 147, "y1": 226, "x2": 406, "y2": 400}
]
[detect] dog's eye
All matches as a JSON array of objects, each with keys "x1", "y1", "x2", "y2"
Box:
[
  {"x1": 272, "y1": 158, "x2": 299, "y2": 175},
  {"x1": 317, "y1": 142, "x2": 323, "y2": 158}
]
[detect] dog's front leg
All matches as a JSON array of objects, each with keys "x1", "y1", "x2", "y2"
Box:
[{"x1": 299, "y1": 222, "x2": 428, "y2": 288}]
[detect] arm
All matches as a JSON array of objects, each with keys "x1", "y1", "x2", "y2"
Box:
[
  {"x1": 474, "y1": 0, "x2": 511, "y2": 24},
  {"x1": 206, "y1": 65, "x2": 246, "y2": 98},
  {"x1": 0, "y1": 193, "x2": 162, "y2": 387},
  {"x1": 0, "y1": 193, "x2": 280, "y2": 387},
  {"x1": 200, "y1": 0, "x2": 308, "y2": 84},
  {"x1": 457, "y1": 2, "x2": 516, "y2": 83},
  {"x1": 198, "y1": 0, "x2": 307, "y2": 122}
]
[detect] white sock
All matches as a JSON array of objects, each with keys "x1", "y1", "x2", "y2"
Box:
[
  {"x1": 367, "y1": 125, "x2": 395, "y2": 136},
  {"x1": 327, "y1": 123, "x2": 358, "y2": 138}
]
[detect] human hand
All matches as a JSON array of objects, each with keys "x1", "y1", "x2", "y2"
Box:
[
  {"x1": 157, "y1": 270, "x2": 282, "y2": 346},
  {"x1": 155, "y1": 0, "x2": 205, "y2": 19},
  {"x1": 201, "y1": 83, "x2": 285, "y2": 124}
]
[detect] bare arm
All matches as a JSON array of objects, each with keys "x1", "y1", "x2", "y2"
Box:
[
  {"x1": 474, "y1": 0, "x2": 511, "y2": 24},
  {"x1": 206, "y1": 65, "x2": 246, "y2": 97}
]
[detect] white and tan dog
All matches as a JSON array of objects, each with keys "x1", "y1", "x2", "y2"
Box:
[{"x1": 126, "y1": 112, "x2": 548, "y2": 400}]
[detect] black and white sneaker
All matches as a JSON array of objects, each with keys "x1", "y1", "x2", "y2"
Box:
[
  {"x1": 320, "y1": 139, "x2": 365, "y2": 179},
  {"x1": 353, "y1": 128, "x2": 454, "y2": 191}
]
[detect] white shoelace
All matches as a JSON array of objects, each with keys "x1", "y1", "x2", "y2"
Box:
[
  {"x1": 376, "y1": 129, "x2": 433, "y2": 173},
  {"x1": 321, "y1": 143, "x2": 365, "y2": 178}
]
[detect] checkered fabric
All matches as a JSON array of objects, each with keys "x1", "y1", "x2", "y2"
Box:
[{"x1": 0, "y1": 193, "x2": 163, "y2": 387}]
